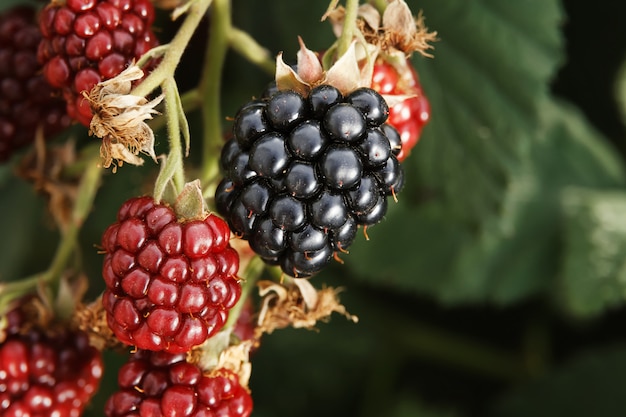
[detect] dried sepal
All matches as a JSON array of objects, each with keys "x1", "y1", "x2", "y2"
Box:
[
  {"x1": 190, "y1": 328, "x2": 254, "y2": 389},
  {"x1": 72, "y1": 296, "x2": 120, "y2": 351},
  {"x1": 382, "y1": 3, "x2": 437, "y2": 57},
  {"x1": 84, "y1": 65, "x2": 164, "y2": 172},
  {"x1": 276, "y1": 39, "x2": 376, "y2": 96},
  {"x1": 331, "y1": 0, "x2": 437, "y2": 57},
  {"x1": 16, "y1": 132, "x2": 79, "y2": 232},
  {"x1": 255, "y1": 279, "x2": 358, "y2": 336}
]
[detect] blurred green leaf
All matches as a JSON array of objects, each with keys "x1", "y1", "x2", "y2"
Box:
[
  {"x1": 409, "y1": 0, "x2": 564, "y2": 224},
  {"x1": 0, "y1": 178, "x2": 58, "y2": 282},
  {"x1": 347, "y1": 100, "x2": 625, "y2": 305},
  {"x1": 391, "y1": 396, "x2": 460, "y2": 417},
  {"x1": 557, "y1": 187, "x2": 626, "y2": 316},
  {"x1": 492, "y1": 345, "x2": 626, "y2": 417}
]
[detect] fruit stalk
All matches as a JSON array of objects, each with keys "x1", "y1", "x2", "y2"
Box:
[
  {"x1": 228, "y1": 27, "x2": 275, "y2": 75},
  {"x1": 335, "y1": 0, "x2": 360, "y2": 58},
  {"x1": 153, "y1": 78, "x2": 187, "y2": 201},
  {"x1": 200, "y1": 0, "x2": 231, "y2": 190},
  {"x1": 0, "y1": 153, "x2": 102, "y2": 314},
  {"x1": 131, "y1": 0, "x2": 214, "y2": 98},
  {"x1": 223, "y1": 255, "x2": 265, "y2": 330}
]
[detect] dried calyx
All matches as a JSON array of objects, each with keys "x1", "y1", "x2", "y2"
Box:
[{"x1": 84, "y1": 65, "x2": 164, "y2": 171}]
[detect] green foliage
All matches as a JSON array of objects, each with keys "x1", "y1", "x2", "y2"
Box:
[{"x1": 493, "y1": 345, "x2": 626, "y2": 417}]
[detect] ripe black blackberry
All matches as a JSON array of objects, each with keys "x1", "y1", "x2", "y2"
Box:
[
  {"x1": 0, "y1": 6, "x2": 70, "y2": 162},
  {"x1": 216, "y1": 85, "x2": 403, "y2": 278}
]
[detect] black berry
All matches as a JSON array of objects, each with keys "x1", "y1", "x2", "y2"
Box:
[{"x1": 216, "y1": 86, "x2": 403, "y2": 277}]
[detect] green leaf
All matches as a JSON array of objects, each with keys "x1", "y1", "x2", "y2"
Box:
[
  {"x1": 492, "y1": 345, "x2": 626, "y2": 417},
  {"x1": 347, "y1": 99, "x2": 626, "y2": 305},
  {"x1": 409, "y1": 0, "x2": 564, "y2": 224},
  {"x1": 557, "y1": 187, "x2": 626, "y2": 317}
]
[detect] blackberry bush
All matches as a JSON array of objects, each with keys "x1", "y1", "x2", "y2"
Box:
[
  {"x1": 215, "y1": 86, "x2": 403, "y2": 278},
  {"x1": 0, "y1": 0, "x2": 438, "y2": 416}
]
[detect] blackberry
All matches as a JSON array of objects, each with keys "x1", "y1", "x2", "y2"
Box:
[
  {"x1": 372, "y1": 60, "x2": 431, "y2": 161},
  {"x1": 101, "y1": 196, "x2": 242, "y2": 353},
  {"x1": 105, "y1": 350, "x2": 253, "y2": 417},
  {"x1": 0, "y1": 6, "x2": 70, "y2": 161},
  {"x1": 37, "y1": 0, "x2": 159, "y2": 127},
  {"x1": 216, "y1": 86, "x2": 403, "y2": 278},
  {"x1": 0, "y1": 315, "x2": 103, "y2": 417}
]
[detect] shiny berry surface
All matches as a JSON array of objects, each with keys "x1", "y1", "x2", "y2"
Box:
[
  {"x1": 216, "y1": 86, "x2": 403, "y2": 277},
  {"x1": 105, "y1": 351, "x2": 253, "y2": 417},
  {"x1": 0, "y1": 319, "x2": 103, "y2": 417},
  {"x1": 0, "y1": 6, "x2": 70, "y2": 161},
  {"x1": 102, "y1": 196, "x2": 241, "y2": 353},
  {"x1": 37, "y1": 0, "x2": 159, "y2": 126},
  {"x1": 371, "y1": 60, "x2": 431, "y2": 161}
]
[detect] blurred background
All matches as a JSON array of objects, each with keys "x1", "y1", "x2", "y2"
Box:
[{"x1": 3, "y1": 0, "x2": 626, "y2": 416}]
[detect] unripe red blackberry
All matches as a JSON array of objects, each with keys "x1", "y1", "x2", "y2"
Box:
[
  {"x1": 0, "y1": 317, "x2": 103, "y2": 416},
  {"x1": 0, "y1": 6, "x2": 70, "y2": 161},
  {"x1": 105, "y1": 350, "x2": 253, "y2": 417},
  {"x1": 102, "y1": 196, "x2": 242, "y2": 353},
  {"x1": 216, "y1": 86, "x2": 403, "y2": 278},
  {"x1": 372, "y1": 59, "x2": 430, "y2": 161},
  {"x1": 37, "y1": 0, "x2": 159, "y2": 127}
]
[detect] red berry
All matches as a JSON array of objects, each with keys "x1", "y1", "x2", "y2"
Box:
[
  {"x1": 0, "y1": 6, "x2": 71, "y2": 161},
  {"x1": 372, "y1": 59, "x2": 431, "y2": 161},
  {"x1": 37, "y1": 0, "x2": 159, "y2": 126},
  {"x1": 0, "y1": 319, "x2": 103, "y2": 416},
  {"x1": 105, "y1": 351, "x2": 253, "y2": 417},
  {"x1": 102, "y1": 196, "x2": 242, "y2": 353}
]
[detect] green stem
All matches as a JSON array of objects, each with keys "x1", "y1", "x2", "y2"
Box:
[
  {"x1": 153, "y1": 78, "x2": 186, "y2": 201},
  {"x1": 131, "y1": 0, "x2": 214, "y2": 98},
  {"x1": 199, "y1": 0, "x2": 231, "y2": 187},
  {"x1": 336, "y1": 0, "x2": 360, "y2": 57},
  {"x1": 371, "y1": 0, "x2": 387, "y2": 15},
  {"x1": 0, "y1": 154, "x2": 103, "y2": 315},
  {"x1": 149, "y1": 88, "x2": 201, "y2": 133},
  {"x1": 223, "y1": 256, "x2": 265, "y2": 330},
  {"x1": 228, "y1": 27, "x2": 275, "y2": 75}
]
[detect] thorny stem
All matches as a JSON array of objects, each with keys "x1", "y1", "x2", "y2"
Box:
[
  {"x1": 131, "y1": 0, "x2": 214, "y2": 98},
  {"x1": 199, "y1": 0, "x2": 231, "y2": 189},
  {"x1": 0, "y1": 154, "x2": 102, "y2": 315},
  {"x1": 153, "y1": 78, "x2": 186, "y2": 202},
  {"x1": 336, "y1": 0, "x2": 360, "y2": 57}
]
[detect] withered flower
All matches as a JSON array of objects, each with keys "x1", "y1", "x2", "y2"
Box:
[{"x1": 83, "y1": 65, "x2": 163, "y2": 171}]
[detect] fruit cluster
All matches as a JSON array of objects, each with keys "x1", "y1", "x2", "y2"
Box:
[
  {"x1": 101, "y1": 196, "x2": 242, "y2": 353},
  {"x1": 0, "y1": 308, "x2": 103, "y2": 417},
  {"x1": 215, "y1": 85, "x2": 404, "y2": 278},
  {"x1": 0, "y1": 6, "x2": 70, "y2": 161},
  {"x1": 37, "y1": 0, "x2": 159, "y2": 126},
  {"x1": 105, "y1": 350, "x2": 252, "y2": 417}
]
